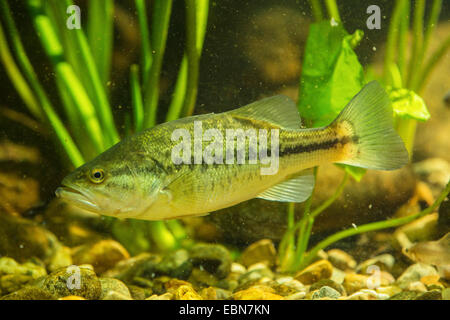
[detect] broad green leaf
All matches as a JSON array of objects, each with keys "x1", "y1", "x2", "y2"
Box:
[
  {"x1": 387, "y1": 87, "x2": 430, "y2": 122},
  {"x1": 297, "y1": 21, "x2": 366, "y2": 181},
  {"x1": 298, "y1": 21, "x2": 365, "y2": 127}
]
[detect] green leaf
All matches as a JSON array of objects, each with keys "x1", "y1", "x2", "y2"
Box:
[
  {"x1": 387, "y1": 87, "x2": 430, "y2": 122},
  {"x1": 298, "y1": 21, "x2": 366, "y2": 181},
  {"x1": 298, "y1": 21, "x2": 365, "y2": 127}
]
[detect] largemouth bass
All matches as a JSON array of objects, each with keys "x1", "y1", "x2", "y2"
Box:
[{"x1": 56, "y1": 81, "x2": 408, "y2": 220}]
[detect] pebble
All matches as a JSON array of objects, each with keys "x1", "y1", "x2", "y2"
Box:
[
  {"x1": 72, "y1": 240, "x2": 130, "y2": 274},
  {"x1": 389, "y1": 291, "x2": 419, "y2": 300},
  {"x1": 102, "y1": 253, "x2": 159, "y2": 282},
  {"x1": 294, "y1": 260, "x2": 333, "y2": 285},
  {"x1": 189, "y1": 268, "x2": 219, "y2": 287},
  {"x1": 327, "y1": 249, "x2": 356, "y2": 270},
  {"x1": 238, "y1": 263, "x2": 274, "y2": 286},
  {"x1": 0, "y1": 258, "x2": 47, "y2": 296},
  {"x1": 420, "y1": 275, "x2": 444, "y2": 290},
  {"x1": 376, "y1": 285, "x2": 402, "y2": 297},
  {"x1": 395, "y1": 213, "x2": 438, "y2": 244},
  {"x1": 311, "y1": 286, "x2": 341, "y2": 300},
  {"x1": 357, "y1": 254, "x2": 395, "y2": 273},
  {"x1": 407, "y1": 281, "x2": 428, "y2": 293},
  {"x1": 442, "y1": 288, "x2": 450, "y2": 300},
  {"x1": 309, "y1": 279, "x2": 345, "y2": 295},
  {"x1": 41, "y1": 265, "x2": 101, "y2": 299},
  {"x1": 0, "y1": 286, "x2": 56, "y2": 300},
  {"x1": 127, "y1": 285, "x2": 147, "y2": 300},
  {"x1": 240, "y1": 239, "x2": 277, "y2": 268},
  {"x1": 174, "y1": 285, "x2": 203, "y2": 300},
  {"x1": 342, "y1": 273, "x2": 369, "y2": 294},
  {"x1": 230, "y1": 263, "x2": 246, "y2": 275},
  {"x1": 0, "y1": 213, "x2": 61, "y2": 264},
  {"x1": 200, "y1": 286, "x2": 231, "y2": 300},
  {"x1": 189, "y1": 244, "x2": 231, "y2": 279},
  {"x1": 154, "y1": 249, "x2": 192, "y2": 280},
  {"x1": 146, "y1": 292, "x2": 173, "y2": 300},
  {"x1": 415, "y1": 290, "x2": 442, "y2": 300},
  {"x1": 396, "y1": 263, "x2": 438, "y2": 289},
  {"x1": 274, "y1": 277, "x2": 306, "y2": 293},
  {"x1": 344, "y1": 289, "x2": 388, "y2": 300},
  {"x1": 99, "y1": 277, "x2": 132, "y2": 300},
  {"x1": 330, "y1": 267, "x2": 346, "y2": 284},
  {"x1": 101, "y1": 291, "x2": 132, "y2": 300},
  {"x1": 283, "y1": 291, "x2": 306, "y2": 300},
  {"x1": 233, "y1": 286, "x2": 283, "y2": 300}
]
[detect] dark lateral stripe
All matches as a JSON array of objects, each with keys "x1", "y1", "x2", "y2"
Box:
[{"x1": 281, "y1": 136, "x2": 354, "y2": 156}]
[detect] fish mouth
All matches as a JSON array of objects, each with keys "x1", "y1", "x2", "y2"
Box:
[{"x1": 55, "y1": 183, "x2": 99, "y2": 212}]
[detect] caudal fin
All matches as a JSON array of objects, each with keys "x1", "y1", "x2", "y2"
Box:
[{"x1": 334, "y1": 81, "x2": 409, "y2": 170}]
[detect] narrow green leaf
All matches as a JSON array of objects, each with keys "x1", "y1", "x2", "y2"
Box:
[
  {"x1": 143, "y1": 0, "x2": 173, "y2": 128},
  {"x1": 87, "y1": 0, "x2": 114, "y2": 89},
  {"x1": 130, "y1": 64, "x2": 144, "y2": 132}
]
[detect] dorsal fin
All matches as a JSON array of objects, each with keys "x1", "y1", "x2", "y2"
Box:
[
  {"x1": 257, "y1": 170, "x2": 315, "y2": 202},
  {"x1": 229, "y1": 95, "x2": 302, "y2": 129}
]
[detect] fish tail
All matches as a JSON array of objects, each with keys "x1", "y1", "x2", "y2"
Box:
[{"x1": 333, "y1": 81, "x2": 409, "y2": 170}]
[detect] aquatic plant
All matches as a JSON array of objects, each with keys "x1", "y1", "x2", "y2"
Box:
[
  {"x1": 0, "y1": 0, "x2": 209, "y2": 254},
  {"x1": 279, "y1": 0, "x2": 449, "y2": 272}
]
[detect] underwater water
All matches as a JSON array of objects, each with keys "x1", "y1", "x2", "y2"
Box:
[{"x1": 0, "y1": 0, "x2": 449, "y2": 302}]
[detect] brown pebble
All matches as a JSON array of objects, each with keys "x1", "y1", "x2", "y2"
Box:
[
  {"x1": 233, "y1": 286, "x2": 283, "y2": 300},
  {"x1": 294, "y1": 260, "x2": 333, "y2": 285},
  {"x1": 240, "y1": 239, "x2": 277, "y2": 268},
  {"x1": 343, "y1": 273, "x2": 370, "y2": 295}
]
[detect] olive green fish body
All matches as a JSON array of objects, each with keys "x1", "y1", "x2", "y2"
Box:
[{"x1": 56, "y1": 81, "x2": 409, "y2": 220}]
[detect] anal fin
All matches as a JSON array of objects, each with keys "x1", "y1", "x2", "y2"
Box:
[{"x1": 256, "y1": 170, "x2": 315, "y2": 203}]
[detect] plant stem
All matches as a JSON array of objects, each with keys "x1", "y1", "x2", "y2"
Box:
[
  {"x1": 292, "y1": 170, "x2": 348, "y2": 271},
  {"x1": 416, "y1": 34, "x2": 450, "y2": 93},
  {"x1": 410, "y1": 0, "x2": 442, "y2": 91},
  {"x1": 308, "y1": 0, "x2": 323, "y2": 21},
  {"x1": 0, "y1": 23, "x2": 40, "y2": 120},
  {"x1": 398, "y1": 0, "x2": 410, "y2": 84},
  {"x1": 149, "y1": 221, "x2": 178, "y2": 251},
  {"x1": 310, "y1": 171, "x2": 348, "y2": 220},
  {"x1": 166, "y1": 220, "x2": 187, "y2": 241},
  {"x1": 324, "y1": 0, "x2": 341, "y2": 22},
  {"x1": 166, "y1": 55, "x2": 188, "y2": 121},
  {"x1": 384, "y1": 0, "x2": 406, "y2": 85},
  {"x1": 87, "y1": 0, "x2": 114, "y2": 90},
  {"x1": 135, "y1": 0, "x2": 152, "y2": 86},
  {"x1": 143, "y1": 0, "x2": 173, "y2": 128},
  {"x1": 406, "y1": 0, "x2": 425, "y2": 88},
  {"x1": 300, "y1": 180, "x2": 450, "y2": 270},
  {"x1": 130, "y1": 64, "x2": 144, "y2": 133},
  {"x1": 182, "y1": 0, "x2": 200, "y2": 117},
  {"x1": 287, "y1": 202, "x2": 295, "y2": 229}
]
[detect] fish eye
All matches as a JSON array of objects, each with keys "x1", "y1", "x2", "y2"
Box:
[{"x1": 89, "y1": 168, "x2": 105, "y2": 184}]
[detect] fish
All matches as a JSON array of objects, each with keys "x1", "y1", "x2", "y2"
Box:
[
  {"x1": 403, "y1": 233, "x2": 450, "y2": 267},
  {"x1": 55, "y1": 81, "x2": 409, "y2": 220}
]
